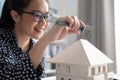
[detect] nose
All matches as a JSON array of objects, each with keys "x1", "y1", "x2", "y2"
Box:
[{"x1": 38, "y1": 18, "x2": 48, "y2": 30}]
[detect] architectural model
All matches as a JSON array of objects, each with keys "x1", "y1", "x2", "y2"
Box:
[{"x1": 48, "y1": 39, "x2": 113, "y2": 80}]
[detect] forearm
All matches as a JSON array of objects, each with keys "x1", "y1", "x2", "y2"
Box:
[{"x1": 29, "y1": 35, "x2": 50, "y2": 69}]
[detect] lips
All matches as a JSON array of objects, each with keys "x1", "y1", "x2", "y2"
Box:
[{"x1": 34, "y1": 28, "x2": 44, "y2": 33}]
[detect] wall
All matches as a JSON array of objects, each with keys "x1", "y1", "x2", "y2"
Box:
[{"x1": 49, "y1": 0, "x2": 79, "y2": 16}]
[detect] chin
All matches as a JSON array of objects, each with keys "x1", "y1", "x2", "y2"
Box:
[{"x1": 33, "y1": 35, "x2": 43, "y2": 40}]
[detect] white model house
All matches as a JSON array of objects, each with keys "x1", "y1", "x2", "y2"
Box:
[{"x1": 48, "y1": 39, "x2": 113, "y2": 80}]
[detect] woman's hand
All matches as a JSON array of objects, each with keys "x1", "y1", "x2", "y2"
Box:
[{"x1": 42, "y1": 16, "x2": 85, "y2": 44}]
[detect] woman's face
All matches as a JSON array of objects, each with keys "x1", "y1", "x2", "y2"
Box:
[{"x1": 15, "y1": 0, "x2": 49, "y2": 40}]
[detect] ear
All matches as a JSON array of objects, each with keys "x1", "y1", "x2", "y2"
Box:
[{"x1": 10, "y1": 10, "x2": 21, "y2": 23}]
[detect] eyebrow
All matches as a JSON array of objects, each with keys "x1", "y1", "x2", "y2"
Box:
[{"x1": 31, "y1": 10, "x2": 49, "y2": 14}]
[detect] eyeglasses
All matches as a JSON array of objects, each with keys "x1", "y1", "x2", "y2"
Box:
[{"x1": 21, "y1": 11, "x2": 51, "y2": 22}]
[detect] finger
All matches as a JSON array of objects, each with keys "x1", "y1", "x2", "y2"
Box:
[
  {"x1": 79, "y1": 20, "x2": 85, "y2": 26},
  {"x1": 68, "y1": 29, "x2": 80, "y2": 34},
  {"x1": 64, "y1": 16, "x2": 74, "y2": 27},
  {"x1": 76, "y1": 20, "x2": 86, "y2": 31},
  {"x1": 72, "y1": 16, "x2": 80, "y2": 31}
]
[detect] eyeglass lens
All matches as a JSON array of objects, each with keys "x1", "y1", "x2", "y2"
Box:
[{"x1": 33, "y1": 12, "x2": 50, "y2": 22}]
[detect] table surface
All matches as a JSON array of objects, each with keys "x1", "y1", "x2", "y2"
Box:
[
  {"x1": 41, "y1": 73, "x2": 120, "y2": 80},
  {"x1": 112, "y1": 74, "x2": 120, "y2": 79}
]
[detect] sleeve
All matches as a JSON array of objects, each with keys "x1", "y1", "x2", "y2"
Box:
[
  {"x1": 22, "y1": 52, "x2": 45, "y2": 78},
  {"x1": 0, "y1": 49, "x2": 45, "y2": 79},
  {"x1": 36, "y1": 57, "x2": 46, "y2": 78}
]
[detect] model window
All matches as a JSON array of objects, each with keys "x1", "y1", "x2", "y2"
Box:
[
  {"x1": 66, "y1": 65, "x2": 71, "y2": 73},
  {"x1": 98, "y1": 66, "x2": 101, "y2": 73},
  {"x1": 57, "y1": 64, "x2": 60, "y2": 67},
  {"x1": 91, "y1": 67, "x2": 95, "y2": 75},
  {"x1": 103, "y1": 66, "x2": 106, "y2": 73}
]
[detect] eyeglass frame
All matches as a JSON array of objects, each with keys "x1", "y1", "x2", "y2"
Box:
[{"x1": 21, "y1": 11, "x2": 51, "y2": 22}]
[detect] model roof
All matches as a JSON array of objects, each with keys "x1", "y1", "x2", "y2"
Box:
[{"x1": 48, "y1": 39, "x2": 113, "y2": 66}]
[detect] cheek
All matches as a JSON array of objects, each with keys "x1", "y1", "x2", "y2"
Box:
[
  {"x1": 22, "y1": 14, "x2": 35, "y2": 25},
  {"x1": 21, "y1": 16, "x2": 37, "y2": 29},
  {"x1": 19, "y1": 20, "x2": 36, "y2": 35}
]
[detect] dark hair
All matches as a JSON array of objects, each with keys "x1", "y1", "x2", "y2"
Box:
[{"x1": 0, "y1": 0, "x2": 31, "y2": 29}]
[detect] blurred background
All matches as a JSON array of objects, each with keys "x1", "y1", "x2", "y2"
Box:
[{"x1": 0, "y1": 0, "x2": 120, "y2": 77}]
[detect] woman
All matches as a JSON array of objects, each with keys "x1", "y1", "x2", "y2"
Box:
[{"x1": 0, "y1": 0, "x2": 85, "y2": 79}]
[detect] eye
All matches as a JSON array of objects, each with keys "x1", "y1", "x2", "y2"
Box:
[
  {"x1": 34, "y1": 13, "x2": 41, "y2": 18},
  {"x1": 44, "y1": 15, "x2": 48, "y2": 19},
  {"x1": 44, "y1": 13, "x2": 51, "y2": 19}
]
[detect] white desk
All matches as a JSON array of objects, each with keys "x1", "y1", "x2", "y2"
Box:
[
  {"x1": 112, "y1": 74, "x2": 120, "y2": 80},
  {"x1": 41, "y1": 73, "x2": 120, "y2": 80},
  {"x1": 41, "y1": 76, "x2": 56, "y2": 80}
]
